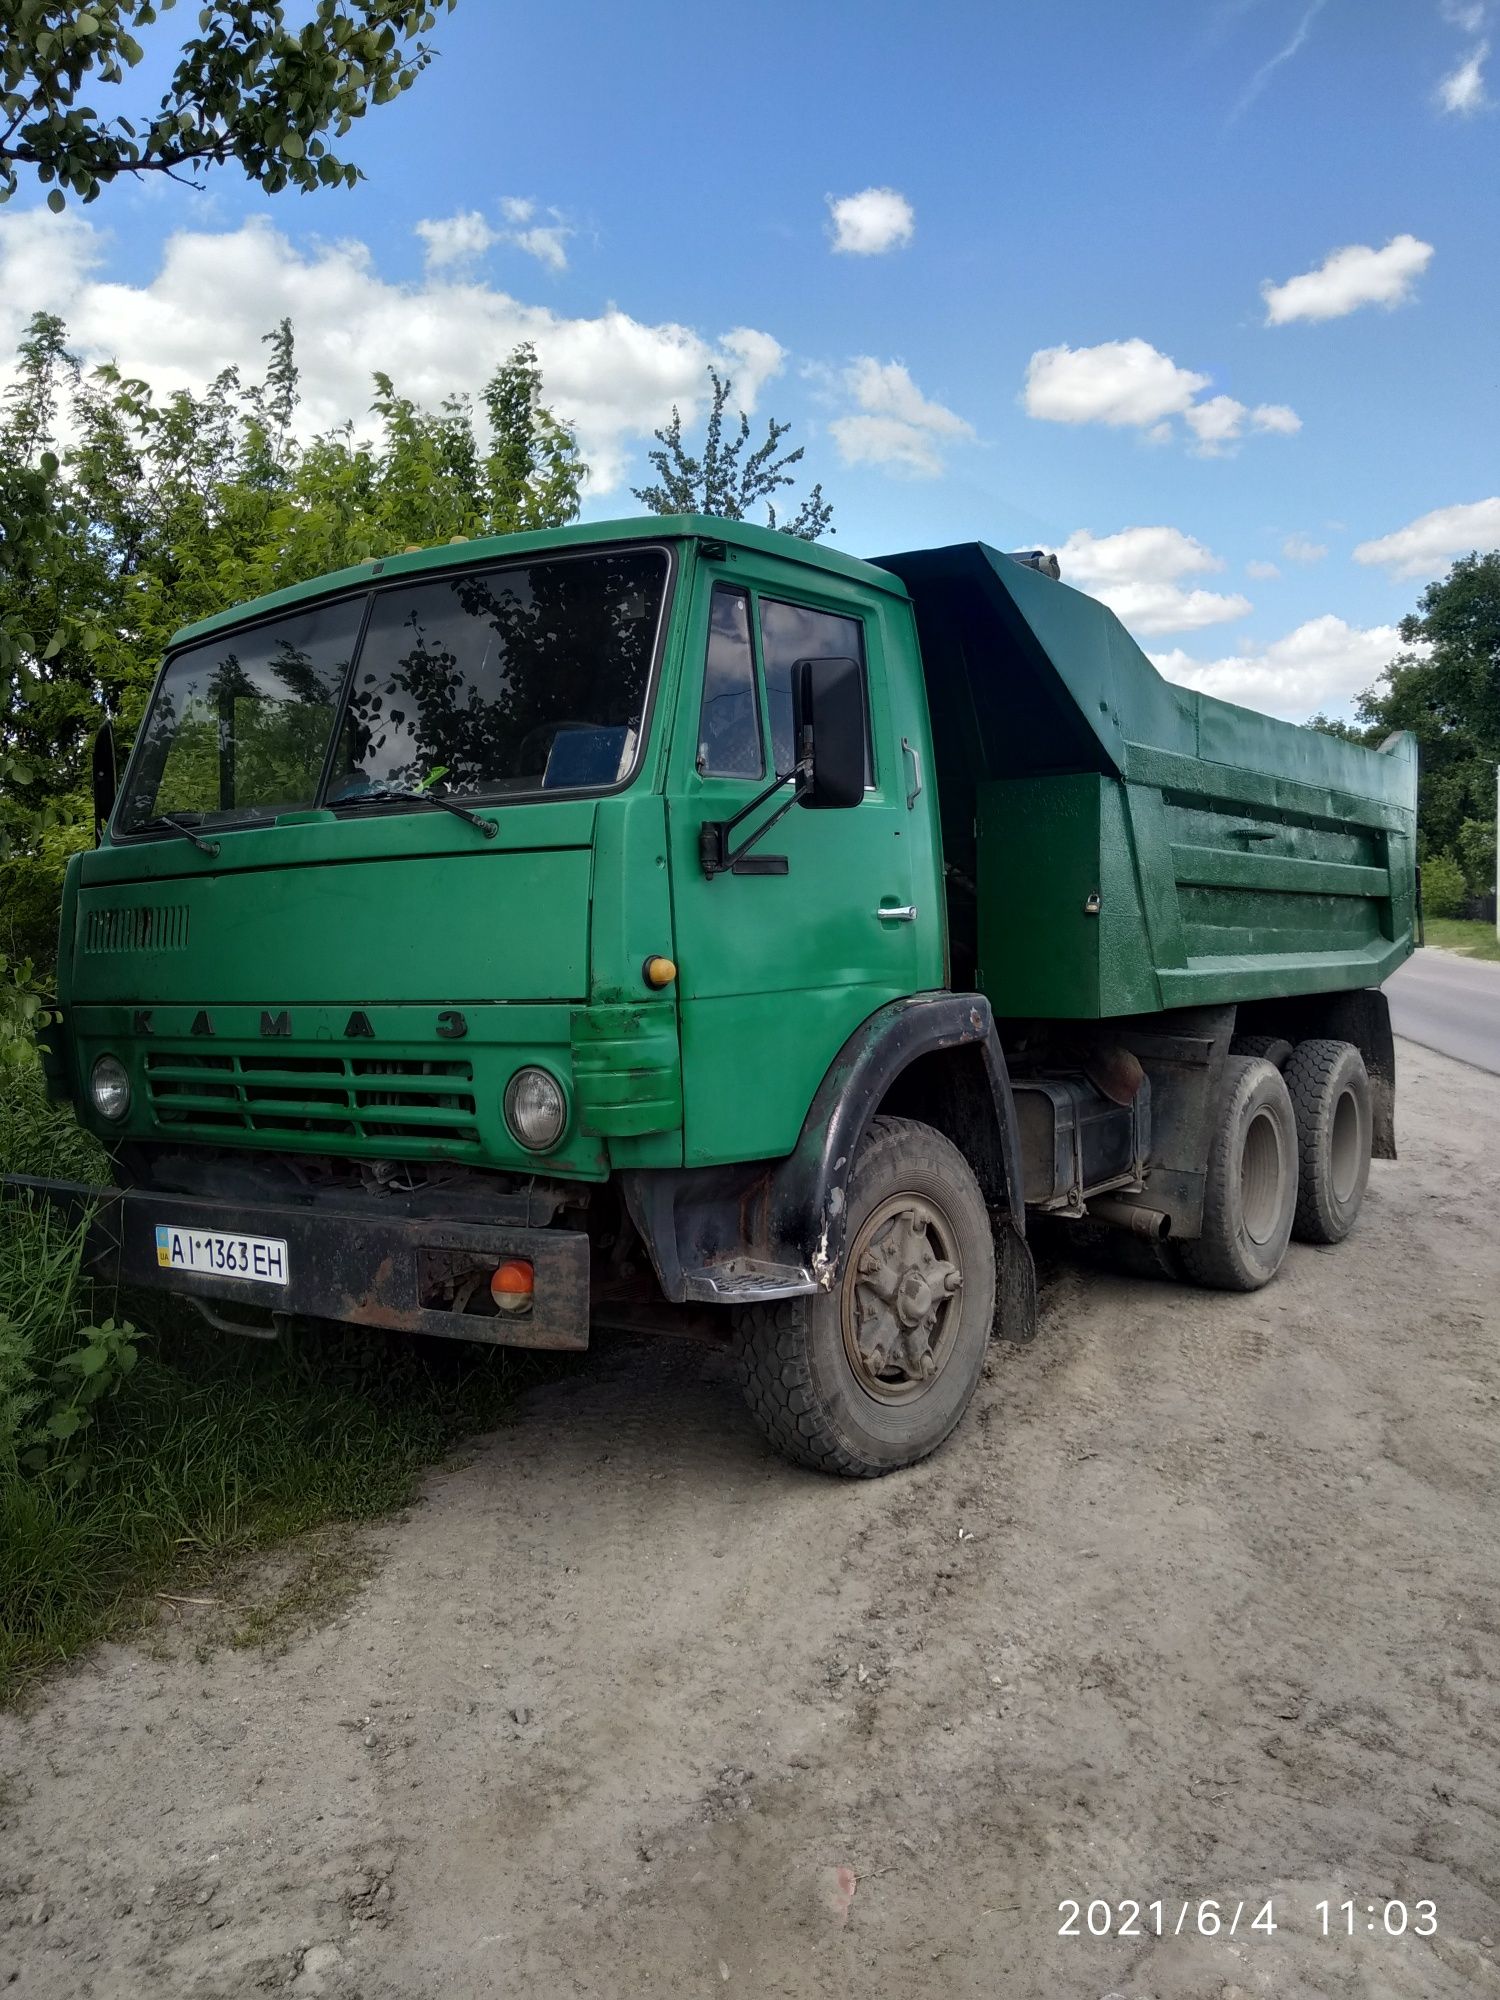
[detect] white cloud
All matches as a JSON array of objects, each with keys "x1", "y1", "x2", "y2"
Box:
[
  {"x1": 827, "y1": 357, "x2": 972, "y2": 476},
  {"x1": 1231, "y1": 0, "x2": 1330, "y2": 123},
  {"x1": 1153, "y1": 616, "x2": 1402, "y2": 719},
  {"x1": 511, "y1": 224, "x2": 571, "y2": 274},
  {"x1": 1185, "y1": 394, "x2": 1248, "y2": 454},
  {"x1": 826, "y1": 187, "x2": 914, "y2": 256},
  {"x1": 1436, "y1": 37, "x2": 1490, "y2": 110},
  {"x1": 415, "y1": 210, "x2": 498, "y2": 270},
  {"x1": 1060, "y1": 525, "x2": 1221, "y2": 589},
  {"x1": 1353, "y1": 497, "x2": 1500, "y2": 578},
  {"x1": 1246, "y1": 559, "x2": 1281, "y2": 579},
  {"x1": 1442, "y1": 2, "x2": 1485, "y2": 32},
  {"x1": 1024, "y1": 338, "x2": 1208, "y2": 428},
  {"x1": 1183, "y1": 397, "x2": 1303, "y2": 456},
  {"x1": 0, "y1": 209, "x2": 784, "y2": 494},
  {"x1": 1261, "y1": 234, "x2": 1435, "y2": 324},
  {"x1": 1252, "y1": 402, "x2": 1302, "y2": 434},
  {"x1": 1023, "y1": 338, "x2": 1296, "y2": 451},
  {"x1": 1058, "y1": 525, "x2": 1251, "y2": 636},
  {"x1": 416, "y1": 199, "x2": 573, "y2": 276},
  {"x1": 1282, "y1": 533, "x2": 1329, "y2": 563}
]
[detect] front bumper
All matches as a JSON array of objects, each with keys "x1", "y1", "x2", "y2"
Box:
[{"x1": 0, "y1": 1176, "x2": 590, "y2": 1350}]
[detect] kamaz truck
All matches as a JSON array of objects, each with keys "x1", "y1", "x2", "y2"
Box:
[{"x1": 6, "y1": 517, "x2": 1418, "y2": 1475}]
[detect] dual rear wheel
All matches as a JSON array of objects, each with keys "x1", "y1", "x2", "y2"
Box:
[{"x1": 1179, "y1": 1038, "x2": 1373, "y2": 1292}]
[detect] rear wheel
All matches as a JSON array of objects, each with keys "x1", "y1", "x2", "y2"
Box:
[
  {"x1": 1231, "y1": 1033, "x2": 1294, "y2": 1069},
  {"x1": 1177, "y1": 1055, "x2": 1298, "y2": 1292},
  {"x1": 732, "y1": 1116, "x2": 996, "y2": 1477},
  {"x1": 1283, "y1": 1039, "x2": 1372, "y2": 1245}
]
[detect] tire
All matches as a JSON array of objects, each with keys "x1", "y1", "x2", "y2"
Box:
[
  {"x1": 1283, "y1": 1039, "x2": 1372, "y2": 1245},
  {"x1": 1232, "y1": 1033, "x2": 1294, "y2": 1070},
  {"x1": 732, "y1": 1115, "x2": 996, "y2": 1477},
  {"x1": 1176, "y1": 1055, "x2": 1299, "y2": 1292}
]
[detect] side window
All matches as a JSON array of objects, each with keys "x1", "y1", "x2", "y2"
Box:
[
  {"x1": 698, "y1": 584, "x2": 764, "y2": 778},
  {"x1": 757, "y1": 596, "x2": 871, "y2": 782}
]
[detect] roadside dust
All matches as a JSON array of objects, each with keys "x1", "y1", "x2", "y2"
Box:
[{"x1": 3, "y1": 1038, "x2": 1498, "y2": 1997}]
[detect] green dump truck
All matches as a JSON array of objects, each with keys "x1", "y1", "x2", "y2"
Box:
[{"x1": 7, "y1": 516, "x2": 1418, "y2": 1475}]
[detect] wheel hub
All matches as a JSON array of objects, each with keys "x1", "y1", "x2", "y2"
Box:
[{"x1": 844, "y1": 1197, "x2": 963, "y2": 1402}]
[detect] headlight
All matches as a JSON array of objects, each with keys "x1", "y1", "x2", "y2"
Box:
[
  {"x1": 90, "y1": 1054, "x2": 131, "y2": 1121},
  {"x1": 504, "y1": 1067, "x2": 566, "y2": 1151}
]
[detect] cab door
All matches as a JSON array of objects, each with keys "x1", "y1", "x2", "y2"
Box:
[{"x1": 667, "y1": 549, "x2": 935, "y2": 1167}]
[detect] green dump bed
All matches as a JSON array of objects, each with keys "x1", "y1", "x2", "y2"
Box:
[{"x1": 874, "y1": 543, "x2": 1418, "y2": 1021}]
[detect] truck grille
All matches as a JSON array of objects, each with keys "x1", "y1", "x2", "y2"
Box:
[
  {"x1": 84, "y1": 904, "x2": 190, "y2": 954},
  {"x1": 143, "y1": 1051, "x2": 479, "y2": 1147}
]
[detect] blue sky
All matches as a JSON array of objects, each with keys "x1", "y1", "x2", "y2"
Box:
[{"x1": 2, "y1": 0, "x2": 1497, "y2": 717}]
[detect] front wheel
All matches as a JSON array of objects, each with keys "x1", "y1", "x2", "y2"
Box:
[{"x1": 732, "y1": 1115, "x2": 997, "y2": 1477}]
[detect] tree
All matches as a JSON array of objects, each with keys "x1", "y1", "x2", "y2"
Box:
[
  {"x1": 1357, "y1": 550, "x2": 1500, "y2": 897},
  {"x1": 634, "y1": 369, "x2": 833, "y2": 541},
  {"x1": 1, "y1": 0, "x2": 456, "y2": 208}
]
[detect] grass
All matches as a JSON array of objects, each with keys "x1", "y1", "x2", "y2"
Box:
[
  {"x1": 1423, "y1": 917, "x2": 1500, "y2": 963},
  {"x1": 0, "y1": 1060, "x2": 553, "y2": 1700}
]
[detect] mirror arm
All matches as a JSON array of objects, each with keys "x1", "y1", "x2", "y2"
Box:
[{"x1": 699, "y1": 757, "x2": 811, "y2": 878}]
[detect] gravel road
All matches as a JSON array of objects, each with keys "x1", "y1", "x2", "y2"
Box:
[{"x1": 3, "y1": 1036, "x2": 1499, "y2": 1999}]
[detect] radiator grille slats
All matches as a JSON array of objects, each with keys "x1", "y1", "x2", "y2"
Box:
[
  {"x1": 143, "y1": 1048, "x2": 479, "y2": 1147},
  {"x1": 83, "y1": 906, "x2": 190, "y2": 954}
]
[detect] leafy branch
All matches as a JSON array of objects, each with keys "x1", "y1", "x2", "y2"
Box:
[
  {"x1": 1, "y1": 1, "x2": 457, "y2": 208},
  {"x1": 633, "y1": 369, "x2": 833, "y2": 542}
]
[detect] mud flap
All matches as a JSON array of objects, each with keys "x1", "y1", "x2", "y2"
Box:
[{"x1": 994, "y1": 1213, "x2": 1037, "y2": 1344}]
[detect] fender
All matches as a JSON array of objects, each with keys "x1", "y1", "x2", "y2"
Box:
[{"x1": 619, "y1": 994, "x2": 1033, "y2": 1331}]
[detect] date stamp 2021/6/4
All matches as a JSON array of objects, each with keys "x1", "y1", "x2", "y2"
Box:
[{"x1": 1058, "y1": 1898, "x2": 1438, "y2": 1941}]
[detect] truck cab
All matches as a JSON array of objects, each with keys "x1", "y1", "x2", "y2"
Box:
[{"x1": 11, "y1": 516, "x2": 1418, "y2": 1476}]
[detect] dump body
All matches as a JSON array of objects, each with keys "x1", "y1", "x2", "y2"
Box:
[{"x1": 874, "y1": 543, "x2": 1417, "y2": 1018}]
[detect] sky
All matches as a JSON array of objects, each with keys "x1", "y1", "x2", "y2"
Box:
[{"x1": 2, "y1": 0, "x2": 1497, "y2": 721}]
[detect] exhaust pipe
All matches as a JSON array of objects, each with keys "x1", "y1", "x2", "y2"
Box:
[{"x1": 1087, "y1": 1198, "x2": 1171, "y2": 1240}]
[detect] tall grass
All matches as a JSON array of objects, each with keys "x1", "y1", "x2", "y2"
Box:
[{"x1": 0, "y1": 1062, "x2": 543, "y2": 1697}]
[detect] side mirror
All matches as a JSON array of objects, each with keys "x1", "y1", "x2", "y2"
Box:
[
  {"x1": 91, "y1": 721, "x2": 118, "y2": 844},
  {"x1": 793, "y1": 656, "x2": 865, "y2": 810}
]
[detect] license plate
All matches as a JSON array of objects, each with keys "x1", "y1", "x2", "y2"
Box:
[{"x1": 155, "y1": 1224, "x2": 289, "y2": 1286}]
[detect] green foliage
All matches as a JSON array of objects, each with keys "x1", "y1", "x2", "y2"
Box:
[
  {"x1": 634, "y1": 367, "x2": 833, "y2": 542},
  {"x1": 0, "y1": 951, "x2": 56, "y2": 1068},
  {"x1": 1358, "y1": 551, "x2": 1500, "y2": 888},
  {"x1": 1306, "y1": 712, "x2": 1376, "y2": 744},
  {"x1": 1457, "y1": 815, "x2": 1497, "y2": 901},
  {"x1": 1, "y1": 1, "x2": 456, "y2": 207},
  {"x1": 1420, "y1": 850, "x2": 1467, "y2": 920}
]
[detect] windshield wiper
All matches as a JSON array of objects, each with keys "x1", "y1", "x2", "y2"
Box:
[
  {"x1": 132, "y1": 813, "x2": 222, "y2": 857},
  {"x1": 326, "y1": 786, "x2": 497, "y2": 839}
]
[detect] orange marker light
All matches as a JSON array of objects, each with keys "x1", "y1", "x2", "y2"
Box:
[
  {"x1": 490, "y1": 1259, "x2": 535, "y2": 1314},
  {"x1": 643, "y1": 955, "x2": 677, "y2": 989}
]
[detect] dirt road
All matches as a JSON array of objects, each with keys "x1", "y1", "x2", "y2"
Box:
[{"x1": 3, "y1": 1037, "x2": 1499, "y2": 1999}]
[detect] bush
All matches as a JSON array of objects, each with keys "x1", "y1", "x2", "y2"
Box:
[
  {"x1": 1457, "y1": 817, "x2": 1497, "y2": 902},
  {"x1": 1421, "y1": 852, "x2": 1467, "y2": 920},
  {"x1": 0, "y1": 856, "x2": 67, "y2": 979}
]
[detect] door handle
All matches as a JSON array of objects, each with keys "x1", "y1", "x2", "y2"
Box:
[
  {"x1": 876, "y1": 904, "x2": 918, "y2": 923},
  {"x1": 901, "y1": 736, "x2": 923, "y2": 810}
]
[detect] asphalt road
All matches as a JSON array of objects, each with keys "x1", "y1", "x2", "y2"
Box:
[{"x1": 1388, "y1": 944, "x2": 1500, "y2": 1074}]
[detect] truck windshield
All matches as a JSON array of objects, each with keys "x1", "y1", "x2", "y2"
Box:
[
  {"x1": 117, "y1": 546, "x2": 669, "y2": 835},
  {"x1": 117, "y1": 600, "x2": 363, "y2": 834}
]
